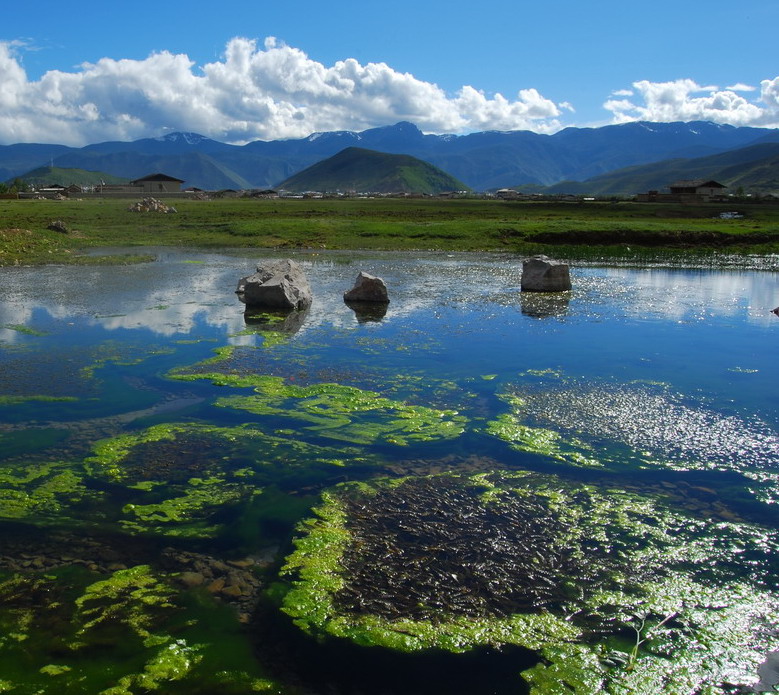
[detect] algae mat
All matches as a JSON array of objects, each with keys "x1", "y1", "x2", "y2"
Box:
[{"x1": 281, "y1": 471, "x2": 779, "y2": 693}]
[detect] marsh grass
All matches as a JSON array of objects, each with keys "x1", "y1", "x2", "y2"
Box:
[{"x1": 1, "y1": 197, "x2": 778, "y2": 265}]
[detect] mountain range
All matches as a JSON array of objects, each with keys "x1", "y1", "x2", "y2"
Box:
[{"x1": 2, "y1": 121, "x2": 779, "y2": 193}]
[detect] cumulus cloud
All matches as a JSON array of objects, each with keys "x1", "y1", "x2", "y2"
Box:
[
  {"x1": 0, "y1": 37, "x2": 563, "y2": 145},
  {"x1": 604, "y1": 78, "x2": 779, "y2": 127}
]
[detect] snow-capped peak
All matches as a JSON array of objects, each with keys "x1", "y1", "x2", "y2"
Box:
[{"x1": 156, "y1": 132, "x2": 210, "y2": 145}]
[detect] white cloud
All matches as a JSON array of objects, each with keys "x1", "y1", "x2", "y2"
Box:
[
  {"x1": 726, "y1": 83, "x2": 756, "y2": 92},
  {"x1": 603, "y1": 78, "x2": 779, "y2": 128},
  {"x1": 3, "y1": 37, "x2": 777, "y2": 145},
  {"x1": 760, "y1": 77, "x2": 779, "y2": 114},
  {"x1": 0, "y1": 38, "x2": 563, "y2": 145}
]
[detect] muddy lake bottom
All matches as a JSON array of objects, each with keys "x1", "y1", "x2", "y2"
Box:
[{"x1": 0, "y1": 248, "x2": 778, "y2": 694}]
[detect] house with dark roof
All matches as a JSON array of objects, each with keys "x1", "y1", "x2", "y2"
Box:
[
  {"x1": 637, "y1": 179, "x2": 728, "y2": 203},
  {"x1": 668, "y1": 179, "x2": 727, "y2": 201},
  {"x1": 129, "y1": 173, "x2": 185, "y2": 194}
]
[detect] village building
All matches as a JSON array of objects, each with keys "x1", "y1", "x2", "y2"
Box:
[
  {"x1": 129, "y1": 173, "x2": 185, "y2": 194},
  {"x1": 637, "y1": 179, "x2": 728, "y2": 203},
  {"x1": 668, "y1": 179, "x2": 728, "y2": 200}
]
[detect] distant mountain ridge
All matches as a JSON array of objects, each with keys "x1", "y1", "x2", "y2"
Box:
[
  {"x1": 2, "y1": 121, "x2": 778, "y2": 192},
  {"x1": 278, "y1": 147, "x2": 469, "y2": 194},
  {"x1": 534, "y1": 142, "x2": 779, "y2": 196},
  {"x1": 12, "y1": 166, "x2": 128, "y2": 188}
]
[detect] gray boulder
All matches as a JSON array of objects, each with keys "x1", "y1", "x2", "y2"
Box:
[
  {"x1": 343, "y1": 271, "x2": 390, "y2": 304},
  {"x1": 236, "y1": 259, "x2": 312, "y2": 310},
  {"x1": 520, "y1": 255, "x2": 572, "y2": 292}
]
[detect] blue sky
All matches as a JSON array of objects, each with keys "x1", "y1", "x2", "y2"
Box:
[{"x1": 1, "y1": 0, "x2": 777, "y2": 145}]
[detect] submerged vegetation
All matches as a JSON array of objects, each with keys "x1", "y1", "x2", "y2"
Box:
[
  {"x1": 169, "y1": 368, "x2": 467, "y2": 446},
  {"x1": 84, "y1": 421, "x2": 381, "y2": 537},
  {"x1": 281, "y1": 471, "x2": 779, "y2": 692},
  {"x1": 0, "y1": 565, "x2": 277, "y2": 693}
]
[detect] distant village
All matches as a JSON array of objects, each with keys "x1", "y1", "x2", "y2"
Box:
[{"x1": 9, "y1": 172, "x2": 774, "y2": 204}]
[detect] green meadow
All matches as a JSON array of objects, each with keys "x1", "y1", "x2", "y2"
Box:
[{"x1": 1, "y1": 196, "x2": 778, "y2": 265}]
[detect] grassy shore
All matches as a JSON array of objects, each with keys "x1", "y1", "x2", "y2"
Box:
[{"x1": 1, "y1": 197, "x2": 778, "y2": 265}]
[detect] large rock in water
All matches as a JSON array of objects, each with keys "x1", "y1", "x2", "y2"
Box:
[
  {"x1": 343, "y1": 272, "x2": 390, "y2": 303},
  {"x1": 520, "y1": 255, "x2": 572, "y2": 292},
  {"x1": 236, "y1": 259, "x2": 313, "y2": 310}
]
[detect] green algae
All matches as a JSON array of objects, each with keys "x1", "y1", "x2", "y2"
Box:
[
  {"x1": 0, "y1": 567, "x2": 194, "y2": 691},
  {"x1": 523, "y1": 578, "x2": 779, "y2": 694},
  {"x1": 87, "y1": 421, "x2": 375, "y2": 482},
  {"x1": 486, "y1": 411, "x2": 605, "y2": 468},
  {"x1": 86, "y1": 424, "x2": 265, "y2": 537},
  {"x1": 168, "y1": 345, "x2": 236, "y2": 373},
  {"x1": 0, "y1": 460, "x2": 98, "y2": 523},
  {"x1": 74, "y1": 565, "x2": 176, "y2": 642},
  {"x1": 279, "y1": 470, "x2": 779, "y2": 692},
  {"x1": 0, "y1": 394, "x2": 77, "y2": 405},
  {"x1": 232, "y1": 311, "x2": 291, "y2": 346},
  {"x1": 79, "y1": 341, "x2": 176, "y2": 379},
  {"x1": 84, "y1": 421, "x2": 381, "y2": 537},
  {"x1": 119, "y1": 477, "x2": 256, "y2": 538},
  {"x1": 170, "y1": 370, "x2": 467, "y2": 446},
  {"x1": 170, "y1": 341, "x2": 477, "y2": 415},
  {"x1": 0, "y1": 565, "x2": 281, "y2": 694},
  {"x1": 100, "y1": 638, "x2": 202, "y2": 694},
  {"x1": 1, "y1": 324, "x2": 48, "y2": 336},
  {"x1": 40, "y1": 664, "x2": 72, "y2": 676},
  {"x1": 87, "y1": 422, "x2": 217, "y2": 480}
]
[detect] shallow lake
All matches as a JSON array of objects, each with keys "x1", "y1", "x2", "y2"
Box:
[{"x1": 0, "y1": 249, "x2": 778, "y2": 694}]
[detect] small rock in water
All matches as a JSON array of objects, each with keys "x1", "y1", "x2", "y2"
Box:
[
  {"x1": 520, "y1": 255, "x2": 572, "y2": 292},
  {"x1": 344, "y1": 271, "x2": 390, "y2": 304},
  {"x1": 178, "y1": 571, "x2": 206, "y2": 588},
  {"x1": 236, "y1": 258, "x2": 313, "y2": 310}
]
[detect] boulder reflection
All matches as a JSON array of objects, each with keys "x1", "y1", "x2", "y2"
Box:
[
  {"x1": 243, "y1": 307, "x2": 310, "y2": 334},
  {"x1": 345, "y1": 300, "x2": 389, "y2": 323},
  {"x1": 519, "y1": 291, "x2": 570, "y2": 318}
]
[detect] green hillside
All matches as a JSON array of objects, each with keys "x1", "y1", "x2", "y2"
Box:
[
  {"x1": 10, "y1": 166, "x2": 128, "y2": 188},
  {"x1": 537, "y1": 143, "x2": 779, "y2": 197},
  {"x1": 277, "y1": 147, "x2": 470, "y2": 194}
]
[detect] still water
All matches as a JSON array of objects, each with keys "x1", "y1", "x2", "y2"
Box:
[{"x1": 0, "y1": 249, "x2": 777, "y2": 694}]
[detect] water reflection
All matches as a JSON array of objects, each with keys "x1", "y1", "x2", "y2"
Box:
[
  {"x1": 244, "y1": 308, "x2": 310, "y2": 334},
  {"x1": 2, "y1": 251, "x2": 775, "y2": 339},
  {"x1": 601, "y1": 266, "x2": 779, "y2": 325},
  {"x1": 519, "y1": 292, "x2": 570, "y2": 318},
  {"x1": 345, "y1": 300, "x2": 389, "y2": 323}
]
